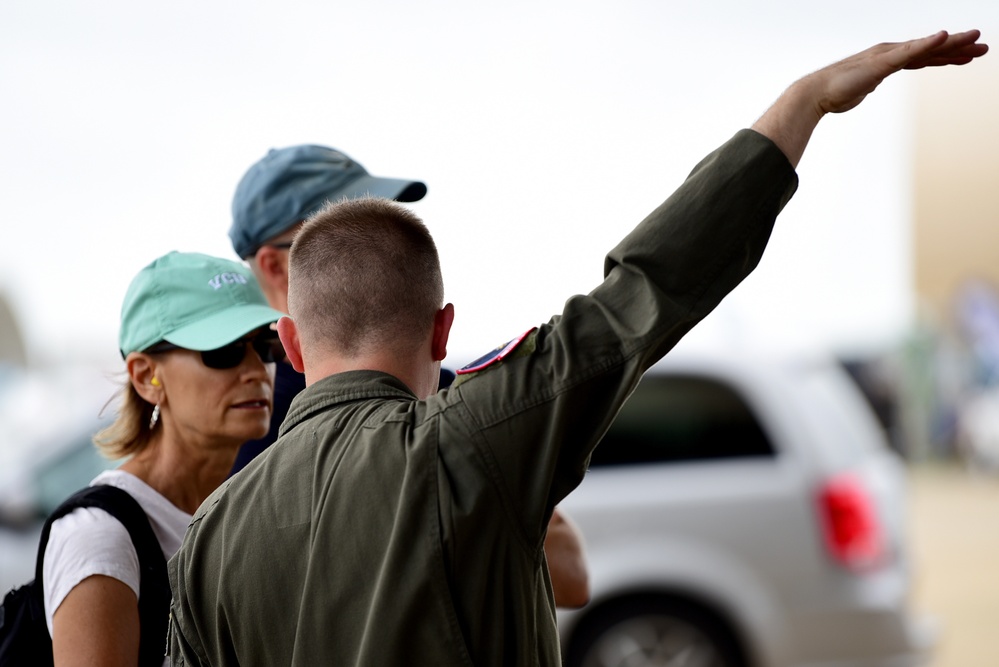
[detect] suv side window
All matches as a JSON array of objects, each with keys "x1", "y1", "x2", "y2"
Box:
[{"x1": 589, "y1": 374, "x2": 775, "y2": 467}]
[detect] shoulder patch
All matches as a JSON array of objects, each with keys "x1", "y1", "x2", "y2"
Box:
[{"x1": 456, "y1": 328, "x2": 538, "y2": 376}]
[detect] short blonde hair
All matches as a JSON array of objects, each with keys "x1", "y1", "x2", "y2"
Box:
[
  {"x1": 288, "y1": 197, "x2": 443, "y2": 357},
  {"x1": 92, "y1": 379, "x2": 157, "y2": 460}
]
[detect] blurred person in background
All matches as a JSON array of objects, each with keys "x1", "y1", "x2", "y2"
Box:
[
  {"x1": 226, "y1": 144, "x2": 590, "y2": 607},
  {"x1": 44, "y1": 252, "x2": 284, "y2": 666}
]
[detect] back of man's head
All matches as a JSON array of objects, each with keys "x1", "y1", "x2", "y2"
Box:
[
  {"x1": 288, "y1": 197, "x2": 443, "y2": 359},
  {"x1": 229, "y1": 145, "x2": 428, "y2": 259}
]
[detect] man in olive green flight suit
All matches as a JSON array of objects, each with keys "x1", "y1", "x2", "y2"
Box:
[{"x1": 168, "y1": 30, "x2": 987, "y2": 667}]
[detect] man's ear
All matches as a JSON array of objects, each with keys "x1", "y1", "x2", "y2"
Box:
[
  {"x1": 126, "y1": 353, "x2": 162, "y2": 404},
  {"x1": 277, "y1": 316, "x2": 305, "y2": 373},
  {"x1": 254, "y1": 246, "x2": 290, "y2": 295},
  {"x1": 431, "y1": 303, "x2": 455, "y2": 362}
]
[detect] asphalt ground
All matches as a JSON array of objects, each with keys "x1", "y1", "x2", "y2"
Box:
[{"x1": 907, "y1": 463, "x2": 999, "y2": 667}]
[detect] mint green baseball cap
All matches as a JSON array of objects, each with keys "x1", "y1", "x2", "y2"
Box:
[{"x1": 119, "y1": 251, "x2": 285, "y2": 357}]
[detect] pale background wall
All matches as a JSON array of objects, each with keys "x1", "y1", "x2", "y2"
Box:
[{"x1": 913, "y1": 56, "x2": 999, "y2": 317}]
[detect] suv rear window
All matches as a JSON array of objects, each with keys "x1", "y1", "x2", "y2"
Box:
[{"x1": 589, "y1": 374, "x2": 774, "y2": 467}]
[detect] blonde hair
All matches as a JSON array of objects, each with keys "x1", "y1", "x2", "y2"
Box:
[
  {"x1": 288, "y1": 197, "x2": 443, "y2": 357},
  {"x1": 92, "y1": 379, "x2": 157, "y2": 460}
]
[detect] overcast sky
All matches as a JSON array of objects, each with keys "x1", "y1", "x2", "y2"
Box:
[{"x1": 1, "y1": 1, "x2": 997, "y2": 372}]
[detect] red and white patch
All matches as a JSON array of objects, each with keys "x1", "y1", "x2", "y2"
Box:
[{"x1": 456, "y1": 328, "x2": 537, "y2": 375}]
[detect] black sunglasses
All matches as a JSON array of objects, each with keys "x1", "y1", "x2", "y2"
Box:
[{"x1": 145, "y1": 331, "x2": 284, "y2": 370}]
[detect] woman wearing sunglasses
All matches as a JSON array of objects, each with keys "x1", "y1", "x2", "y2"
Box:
[{"x1": 42, "y1": 251, "x2": 285, "y2": 667}]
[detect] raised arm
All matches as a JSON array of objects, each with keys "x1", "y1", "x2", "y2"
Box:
[{"x1": 753, "y1": 30, "x2": 988, "y2": 167}]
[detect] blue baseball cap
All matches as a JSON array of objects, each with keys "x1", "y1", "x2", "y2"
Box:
[{"x1": 229, "y1": 145, "x2": 427, "y2": 258}]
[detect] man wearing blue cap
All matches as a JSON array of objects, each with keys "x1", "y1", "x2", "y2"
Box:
[
  {"x1": 226, "y1": 144, "x2": 591, "y2": 608},
  {"x1": 227, "y1": 145, "x2": 430, "y2": 474}
]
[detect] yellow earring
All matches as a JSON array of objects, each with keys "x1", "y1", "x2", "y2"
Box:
[{"x1": 151, "y1": 377, "x2": 160, "y2": 386}]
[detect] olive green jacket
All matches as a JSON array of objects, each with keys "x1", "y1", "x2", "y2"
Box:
[{"x1": 168, "y1": 129, "x2": 797, "y2": 666}]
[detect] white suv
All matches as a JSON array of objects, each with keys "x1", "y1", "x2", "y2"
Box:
[{"x1": 556, "y1": 352, "x2": 935, "y2": 667}]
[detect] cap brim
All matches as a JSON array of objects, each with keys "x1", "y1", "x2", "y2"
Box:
[
  {"x1": 163, "y1": 304, "x2": 285, "y2": 351},
  {"x1": 341, "y1": 174, "x2": 427, "y2": 203}
]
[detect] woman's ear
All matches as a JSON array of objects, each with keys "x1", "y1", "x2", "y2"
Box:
[{"x1": 126, "y1": 353, "x2": 162, "y2": 404}]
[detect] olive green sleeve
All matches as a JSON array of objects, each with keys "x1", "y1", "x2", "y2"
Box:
[{"x1": 447, "y1": 129, "x2": 798, "y2": 544}]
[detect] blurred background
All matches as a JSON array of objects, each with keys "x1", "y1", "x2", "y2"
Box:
[{"x1": 1, "y1": 1, "x2": 998, "y2": 665}]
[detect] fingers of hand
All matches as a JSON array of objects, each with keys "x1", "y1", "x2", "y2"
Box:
[
  {"x1": 904, "y1": 54, "x2": 980, "y2": 70},
  {"x1": 879, "y1": 31, "x2": 950, "y2": 71},
  {"x1": 901, "y1": 29, "x2": 987, "y2": 69}
]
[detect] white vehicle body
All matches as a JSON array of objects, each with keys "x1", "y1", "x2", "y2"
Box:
[{"x1": 557, "y1": 352, "x2": 935, "y2": 667}]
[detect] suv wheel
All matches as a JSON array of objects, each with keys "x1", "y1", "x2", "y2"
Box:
[{"x1": 565, "y1": 597, "x2": 745, "y2": 667}]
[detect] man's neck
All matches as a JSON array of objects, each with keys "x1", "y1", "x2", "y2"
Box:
[{"x1": 302, "y1": 350, "x2": 437, "y2": 399}]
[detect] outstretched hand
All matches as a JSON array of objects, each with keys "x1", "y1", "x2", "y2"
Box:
[
  {"x1": 817, "y1": 30, "x2": 988, "y2": 115},
  {"x1": 752, "y1": 30, "x2": 988, "y2": 167}
]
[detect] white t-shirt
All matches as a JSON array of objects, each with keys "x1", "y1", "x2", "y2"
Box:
[{"x1": 42, "y1": 470, "x2": 191, "y2": 642}]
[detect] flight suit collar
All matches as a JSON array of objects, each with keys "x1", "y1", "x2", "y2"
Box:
[{"x1": 279, "y1": 370, "x2": 416, "y2": 438}]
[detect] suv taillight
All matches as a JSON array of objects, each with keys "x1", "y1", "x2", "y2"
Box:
[{"x1": 816, "y1": 473, "x2": 885, "y2": 572}]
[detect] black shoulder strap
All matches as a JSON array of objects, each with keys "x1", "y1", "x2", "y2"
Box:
[{"x1": 36, "y1": 485, "x2": 170, "y2": 667}]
